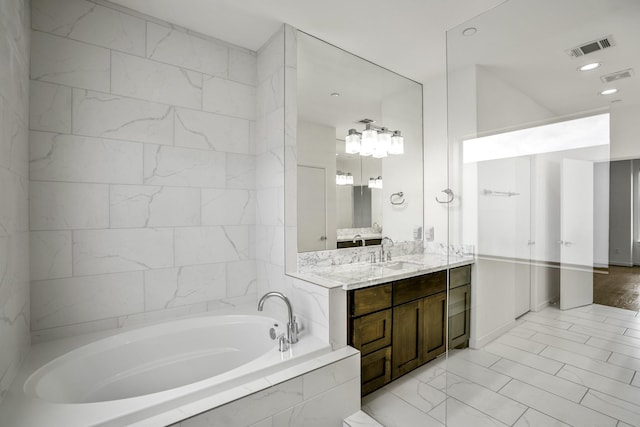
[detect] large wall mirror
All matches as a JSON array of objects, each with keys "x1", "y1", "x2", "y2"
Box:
[{"x1": 296, "y1": 31, "x2": 423, "y2": 253}]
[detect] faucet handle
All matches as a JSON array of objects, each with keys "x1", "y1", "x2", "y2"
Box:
[
  {"x1": 277, "y1": 333, "x2": 290, "y2": 351},
  {"x1": 288, "y1": 316, "x2": 299, "y2": 344}
]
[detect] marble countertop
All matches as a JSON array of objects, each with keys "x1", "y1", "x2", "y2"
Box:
[{"x1": 292, "y1": 253, "x2": 474, "y2": 290}]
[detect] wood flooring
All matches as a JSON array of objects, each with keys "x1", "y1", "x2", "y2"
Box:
[{"x1": 594, "y1": 265, "x2": 640, "y2": 311}]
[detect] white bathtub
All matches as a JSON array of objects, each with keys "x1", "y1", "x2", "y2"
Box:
[{"x1": 0, "y1": 314, "x2": 331, "y2": 426}]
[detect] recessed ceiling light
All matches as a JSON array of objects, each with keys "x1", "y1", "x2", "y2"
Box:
[
  {"x1": 462, "y1": 27, "x2": 477, "y2": 37},
  {"x1": 578, "y1": 62, "x2": 601, "y2": 71},
  {"x1": 600, "y1": 88, "x2": 618, "y2": 95},
  {"x1": 330, "y1": 92, "x2": 340, "y2": 97}
]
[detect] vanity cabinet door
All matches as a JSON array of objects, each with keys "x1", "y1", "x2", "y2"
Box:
[
  {"x1": 361, "y1": 346, "x2": 392, "y2": 396},
  {"x1": 392, "y1": 300, "x2": 423, "y2": 379},
  {"x1": 423, "y1": 291, "x2": 447, "y2": 362},
  {"x1": 449, "y1": 284, "x2": 471, "y2": 349}
]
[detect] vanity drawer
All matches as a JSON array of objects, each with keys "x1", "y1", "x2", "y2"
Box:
[
  {"x1": 393, "y1": 270, "x2": 446, "y2": 306},
  {"x1": 351, "y1": 309, "x2": 392, "y2": 355},
  {"x1": 450, "y1": 265, "x2": 471, "y2": 289},
  {"x1": 351, "y1": 284, "x2": 392, "y2": 316}
]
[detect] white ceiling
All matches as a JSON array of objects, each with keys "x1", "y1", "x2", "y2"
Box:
[
  {"x1": 108, "y1": 0, "x2": 505, "y2": 83},
  {"x1": 110, "y1": 0, "x2": 640, "y2": 121}
]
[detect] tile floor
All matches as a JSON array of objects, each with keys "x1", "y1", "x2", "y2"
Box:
[{"x1": 362, "y1": 304, "x2": 640, "y2": 427}]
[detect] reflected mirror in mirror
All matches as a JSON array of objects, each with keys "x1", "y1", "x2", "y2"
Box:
[{"x1": 296, "y1": 31, "x2": 423, "y2": 252}]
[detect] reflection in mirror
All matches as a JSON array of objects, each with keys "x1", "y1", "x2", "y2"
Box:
[{"x1": 296, "y1": 31, "x2": 423, "y2": 252}]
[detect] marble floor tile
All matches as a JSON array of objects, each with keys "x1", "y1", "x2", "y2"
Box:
[
  {"x1": 518, "y1": 320, "x2": 590, "y2": 343},
  {"x1": 604, "y1": 316, "x2": 640, "y2": 329},
  {"x1": 453, "y1": 348, "x2": 501, "y2": 368},
  {"x1": 494, "y1": 333, "x2": 547, "y2": 354},
  {"x1": 484, "y1": 342, "x2": 563, "y2": 375},
  {"x1": 442, "y1": 356, "x2": 511, "y2": 392},
  {"x1": 430, "y1": 398, "x2": 509, "y2": 427},
  {"x1": 586, "y1": 337, "x2": 640, "y2": 359},
  {"x1": 508, "y1": 326, "x2": 536, "y2": 339},
  {"x1": 499, "y1": 379, "x2": 617, "y2": 427},
  {"x1": 520, "y1": 312, "x2": 573, "y2": 329},
  {"x1": 530, "y1": 332, "x2": 612, "y2": 360},
  {"x1": 608, "y1": 352, "x2": 640, "y2": 371},
  {"x1": 626, "y1": 329, "x2": 640, "y2": 339},
  {"x1": 580, "y1": 390, "x2": 640, "y2": 426},
  {"x1": 491, "y1": 358, "x2": 587, "y2": 403},
  {"x1": 540, "y1": 346, "x2": 635, "y2": 383},
  {"x1": 383, "y1": 374, "x2": 446, "y2": 413},
  {"x1": 557, "y1": 364, "x2": 640, "y2": 405},
  {"x1": 570, "y1": 324, "x2": 640, "y2": 348},
  {"x1": 556, "y1": 314, "x2": 628, "y2": 334},
  {"x1": 429, "y1": 374, "x2": 527, "y2": 425},
  {"x1": 512, "y1": 408, "x2": 571, "y2": 427},
  {"x1": 361, "y1": 389, "x2": 443, "y2": 427}
]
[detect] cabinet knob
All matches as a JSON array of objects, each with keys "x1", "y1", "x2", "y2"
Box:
[{"x1": 319, "y1": 236, "x2": 327, "y2": 241}]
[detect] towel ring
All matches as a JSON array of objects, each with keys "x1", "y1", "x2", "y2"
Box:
[
  {"x1": 435, "y1": 188, "x2": 454, "y2": 204},
  {"x1": 390, "y1": 191, "x2": 405, "y2": 205}
]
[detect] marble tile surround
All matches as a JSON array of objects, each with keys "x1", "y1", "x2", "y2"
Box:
[
  {"x1": 0, "y1": 0, "x2": 30, "y2": 404},
  {"x1": 28, "y1": 0, "x2": 261, "y2": 341},
  {"x1": 169, "y1": 348, "x2": 360, "y2": 427}
]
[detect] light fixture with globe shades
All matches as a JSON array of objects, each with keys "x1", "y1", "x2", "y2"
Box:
[{"x1": 345, "y1": 123, "x2": 404, "y2": 157}]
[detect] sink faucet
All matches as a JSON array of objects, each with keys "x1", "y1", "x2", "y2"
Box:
[
  {"x1": 257, "y1": 292, "x2": 299, "y2": 344},
  {"x1": 353, "y1": 234, "x2": 365, "y2": 247},
  {"x1": 381, "y1": 237, "x2": 394, "y2": 262}
]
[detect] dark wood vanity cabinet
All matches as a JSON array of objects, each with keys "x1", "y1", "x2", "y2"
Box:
[
  {"x1": 348, "y1": 265, "x2": 471, "y2": 396},
  {"x1": 448, "y1": 266, "x2": 472, "y2": 349}
]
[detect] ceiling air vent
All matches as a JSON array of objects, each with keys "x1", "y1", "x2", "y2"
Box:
[
  {"x1": 601, "y1": 68, "x2": 634, "y2": 83},
  {"x1": 565, "y1": 35, "x2": 615, "y2": 58}
]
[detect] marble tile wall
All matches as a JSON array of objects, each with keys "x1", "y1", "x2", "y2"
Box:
[
  {"x1": 0, "y1": 0, "x2": 30, "y2": 404},
  {"x1": 255, "y1": 25, "x2": 335, "y2": 345},
  {"x1": 170, "y1": 349, "x2": 361, "y2": 427},
  {"x1": 28, "y1": 0, "x2": 259, "y2": 342}
]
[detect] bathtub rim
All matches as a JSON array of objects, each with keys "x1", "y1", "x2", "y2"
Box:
[{"x1": 0, "y1": 310, "x2": 335, "y2": 427}]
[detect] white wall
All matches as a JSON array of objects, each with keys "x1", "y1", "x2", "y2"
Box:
[
  {"x1": 609, "y1": 160, "x2": 634, "y2": 266},
  {"x1": 611, "y1": 104, "x2": 640, "y2": 161},
  {"x1": 381, "y1": 86, "x2": 423, "y2": 242},
  {"x1": 28, "y1": 0, "x2": 259, "y2": 341},
  {"x1": 0, "y1": 0, "x2": 30, "y2": 403}
]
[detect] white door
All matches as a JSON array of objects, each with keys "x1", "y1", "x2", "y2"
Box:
[
  {"x1": 297, "y1": 165, "x2": 327, "y2": 252},
  {"x1": 560, "y1": 159, "x2": 594, "y2": 310}
]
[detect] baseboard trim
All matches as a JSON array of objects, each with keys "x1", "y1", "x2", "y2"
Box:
[{"x1": 469, "y1": 320, "x2": 516, "y2": 349}]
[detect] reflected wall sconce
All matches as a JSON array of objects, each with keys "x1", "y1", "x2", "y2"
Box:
[
  {"x1": 345, "y1": 124, "x2": 404, "y2": 157},
  {"x1": 368, "y1": 176, "x2": 383, "y2": 189},
  {"x1": 336, "y1": 171, "x2": 353, "y2": 185}
]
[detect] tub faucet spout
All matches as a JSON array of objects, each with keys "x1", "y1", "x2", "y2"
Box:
[{"x1": 258, "y1": 291, "x2": 299, "y2": 344}]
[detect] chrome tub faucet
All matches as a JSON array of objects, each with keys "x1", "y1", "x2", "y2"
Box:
[{"x1": 258, "y1": 291, "x2": 299, "y2": 346}]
